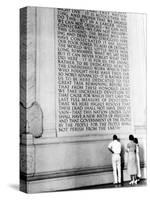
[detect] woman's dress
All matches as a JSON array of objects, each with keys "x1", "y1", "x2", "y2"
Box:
[{"x1": 127, "y1": 141, "x2": 137, "y2": 176}]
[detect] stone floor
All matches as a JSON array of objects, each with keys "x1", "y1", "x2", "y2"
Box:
[{"x1": 67, "y1": 179, "x2": 147, "y2": 191}]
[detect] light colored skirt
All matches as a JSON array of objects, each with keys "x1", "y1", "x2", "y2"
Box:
[{"x1": 127, "y1": 151, "x2": 137, "y2": 175}]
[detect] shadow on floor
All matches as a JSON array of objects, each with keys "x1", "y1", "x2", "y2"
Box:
[
  {"x1": 9, "y1": 184, "x2": 19, "y2": 191},
  {"x1": 67, "y1": 179, "x2": 147, "y2": 191}
]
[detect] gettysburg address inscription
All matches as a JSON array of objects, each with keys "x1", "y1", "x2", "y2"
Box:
[{"x1": 56, "y1": 9, "x2": 131, "y2": 134}]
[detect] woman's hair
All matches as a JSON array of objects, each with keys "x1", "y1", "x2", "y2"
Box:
[
  {"x1": 129, "y1": 134, "x2": 134, "y2": 141},
  {"x1": 113, "y1": 134, "x2": 118, "y2": 140},
  {"x1": 134, "y1": 138, "x2": 138, "y2": 144}
]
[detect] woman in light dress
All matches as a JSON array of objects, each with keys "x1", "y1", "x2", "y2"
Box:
[
  {"x1": 134, "y1": 138, "x2": 141, "y2": 182},
  {"x1": 126, "y1": 135, "x2": 137, "y2": 185}
]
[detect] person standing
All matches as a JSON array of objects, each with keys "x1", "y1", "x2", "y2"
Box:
[
  {"x1": 108, "y1": 135, "x2": 121, "y2": 185},
  {"x1": 134, "y1": 137, "x2": 141, "y2": 183},
  {"x1": 126, "y1": 135, "x2": 137, "y2": 185}
]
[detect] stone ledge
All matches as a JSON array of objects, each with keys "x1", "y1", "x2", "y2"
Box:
[
  {"x1": 20, "y1": 162, "x2": 146, "y2": 181},
  {"x1": 32, "y1": 131, "x2": 146, "y2": 145}
]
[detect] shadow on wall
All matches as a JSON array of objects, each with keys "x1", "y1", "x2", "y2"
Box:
[{"x1": 139, "y1": 142, "x2": 145, "y2": 167}]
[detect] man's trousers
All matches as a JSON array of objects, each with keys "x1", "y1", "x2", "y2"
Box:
[{"x1": 112, "y1": 154, "x2": 121, "y2": 184}]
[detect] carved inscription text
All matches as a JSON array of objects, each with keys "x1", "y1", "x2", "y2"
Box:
[{"x1": 57, "y1": 9, "x2": 131, "y2": 134}]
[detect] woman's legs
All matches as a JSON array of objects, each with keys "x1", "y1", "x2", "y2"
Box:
[
  {"x1": 129, "y1": 175, "x2": 137, "y2": 185},
  {"x1": 129, "y1": 175, "x2": 134, "y2": 184}
]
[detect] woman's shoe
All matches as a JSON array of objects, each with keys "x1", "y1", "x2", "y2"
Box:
[
  {"x1": 134, "y1": 180, "x2": 137, "y2": 184},
  {"x1": 129, "y1": 180, "x2": 134, "y2": 185},
  {"x1": 137, "y1": 178, "x2": 140, "y2": 183}
]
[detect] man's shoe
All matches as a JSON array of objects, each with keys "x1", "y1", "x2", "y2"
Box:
[
  {"x1": 118, "y1": 183, "x2": 122, "y2": 187},
  {"x1": 113, "y1": 183, "x2": 118, "y2": 185}
]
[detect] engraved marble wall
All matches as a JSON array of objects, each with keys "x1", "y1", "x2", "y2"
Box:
[{"x1": 56, "y1": 9, "x2": 132, "y2": 135}]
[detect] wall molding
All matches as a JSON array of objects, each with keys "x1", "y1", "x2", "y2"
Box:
[
  {"x1": 33, "y1": 130, "x2": 146, "y2": 145},
  {"x1": 21, "y1": 162, "x2": 146, "y2": 181}
]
